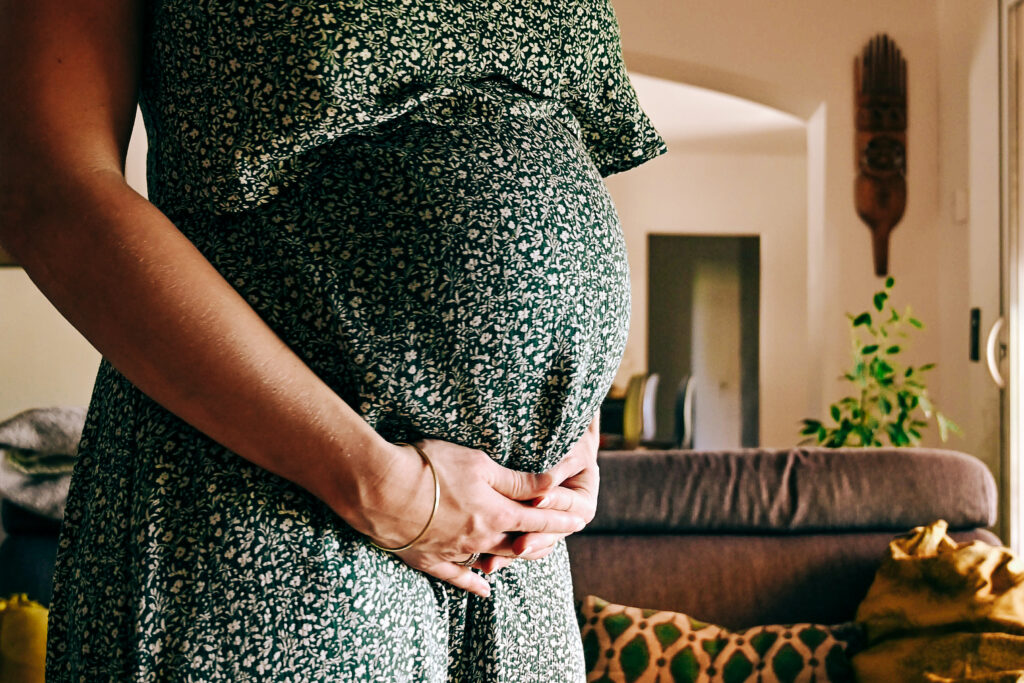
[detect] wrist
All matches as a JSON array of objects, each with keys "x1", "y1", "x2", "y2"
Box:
[
  {"x1": 366, "y1": 442, "x2": 440, "y2": 552},
  {"x1": 314, "y1": 427, "x2": 394, "y2": 522},
  {"x1": 319, "y1": 432, "x2": 434, "y2": 548}
]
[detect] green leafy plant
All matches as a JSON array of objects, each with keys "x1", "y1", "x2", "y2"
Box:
[{"x1": 800, "y1": 276, "x2": 962, "y2": 447}]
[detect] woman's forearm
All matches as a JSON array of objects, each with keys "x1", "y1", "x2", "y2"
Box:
[{"x1": 0, "y1": 168, "x2": 401, "y2": 527}]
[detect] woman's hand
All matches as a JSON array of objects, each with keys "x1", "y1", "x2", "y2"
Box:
[
  {"x1": 354, "y1": 438, "x2": 587, "y2": 598},
  {"x1": 475, "y1": 412, "x2": 601, "y2": 575}
]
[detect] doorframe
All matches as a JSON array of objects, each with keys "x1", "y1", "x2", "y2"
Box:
[{"x1": 1001, "y1": 0, "x2": 1021, "y2": 553}]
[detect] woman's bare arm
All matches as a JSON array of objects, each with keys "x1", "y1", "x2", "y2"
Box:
[
  {"x1": 0, "y1": 0, "x2": 392, "y2": 523},
  {"x1": 0, "y1": 0, "x2": 584, "y2": 597}
]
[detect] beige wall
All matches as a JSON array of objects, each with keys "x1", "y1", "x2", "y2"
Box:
[
  {"x1": 935, "y1": 0, "x2": 1002, "y2": 498},
  {"x1": 0, "y1": 2, "x2": 1003, "y2": 473},
  {"x1": 612, "y1": 0, "x2": 1001, "y2": 461},
  {"x1": 0, "y1": 271, "x2": 100, "y2": 419},
  {"x1": 607, "y1": 149, "x2": 808, "y2": 447},
  {"x1": 0, "y1": 109, "x2": 147, "y2": 420}
]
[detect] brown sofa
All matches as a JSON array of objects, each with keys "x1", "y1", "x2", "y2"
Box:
[
  {"x1": 2, "y1": 439, "x2": 1001, "y2": 632},
  {"x1": 566, "y1": 447, "x2": 1000, "y2": 629}
]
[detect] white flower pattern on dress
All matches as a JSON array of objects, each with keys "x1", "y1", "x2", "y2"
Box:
[{"x1": 46, "y1": 0, "x2": 667, "y2": 681}]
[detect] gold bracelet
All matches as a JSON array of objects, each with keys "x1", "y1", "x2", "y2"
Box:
[{"x1": 368, "y1": 441, "x2": 440, "y2": 553}]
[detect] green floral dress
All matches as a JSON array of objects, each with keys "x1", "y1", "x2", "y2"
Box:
[{"x1": 45, "y1": 1, "x2": 666, "y2": 680}]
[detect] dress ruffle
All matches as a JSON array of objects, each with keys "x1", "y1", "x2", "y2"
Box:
[{"x1": 140, "y1": 0, "x2": 667, "y2": 216}]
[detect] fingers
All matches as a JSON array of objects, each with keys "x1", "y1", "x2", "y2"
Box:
[
  {"x1": 510, "y1": 532, "x2": 561, "y2": 559},
  {"x1": 505, "y1": 504, "x2": 585, "y2": 534},
  {"x1": 475, "y1": 554, "x2": 514, "y2": 574},
  {"x1": 487, "y1": 463, "x2": 556, "y2": 501},
  {"x1": 536, "y1": 479, "x2": 597, "y2": 518},
  {"x1": 532, "y1": 487, "x2": 579, "y2": 512},
  {"x1": 423, "y1": 561, "x2": 492, "y2": 598},
  {"x1": 541, "y1": 457, "x2": 582, "y2": 489},
  {"x1": 543, "y1": 432, "x2": 599, "y2": 486},
  {"x1": 477, "y1": 532, "x2": 564, "y2": 569},
  {"x1": 487, "y1": 533, "x2": 562, "y2": 559},
  {"x1": 474, "y1": 547, "x2": 557, "y2": 573}
]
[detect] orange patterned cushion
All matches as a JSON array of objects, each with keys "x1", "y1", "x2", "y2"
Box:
[{"x1": 576, "y1": 595, "x2": 859, "y2": 683}]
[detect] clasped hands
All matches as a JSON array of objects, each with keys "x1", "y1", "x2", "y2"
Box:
[{"x1": 363, "y1": 414, "x2": 600, "y2": 598}]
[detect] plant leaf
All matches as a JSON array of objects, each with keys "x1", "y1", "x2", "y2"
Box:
[
  {"x1": 853, "y1": 312, "x2": 872, "y2": 327},
  {"x1": 938, "y1": 413, "x2": 964, "y2": 438},
  {"x1": 885, "y1": 276, "x2": 895, "y2": 288},
  {"x1": 862, "y1": 345, "x2": 879, "y2": 355},
  {"x1": 909, "y1": 317, "x2": 924, "y2": 329},
  {"x1": 874, "y1": 292, "x2": 888, "y2": 312},
  {"x1": 855, "y1": 361, "x2": 867, "y2": 383}
]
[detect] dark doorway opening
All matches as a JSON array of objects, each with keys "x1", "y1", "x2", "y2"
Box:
[{"x1": 648, "y1": 235, "x2": 760, "y2": 448}]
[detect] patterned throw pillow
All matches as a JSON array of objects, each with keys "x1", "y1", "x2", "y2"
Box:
[{"x1": 577, "y1": 595, "x2": 860, "y2": 683}]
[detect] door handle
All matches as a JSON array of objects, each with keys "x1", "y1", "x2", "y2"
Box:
[{"x1": 986, "y1": 316, "x2": 1006, "y2": 389}]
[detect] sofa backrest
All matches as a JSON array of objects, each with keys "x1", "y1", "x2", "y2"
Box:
[
  {"x1": 567, "y1": 448, "x2": 999, "y2": 628},
  {"x1": 586, "y1": 447, "x2": 997, "y2": 533}
]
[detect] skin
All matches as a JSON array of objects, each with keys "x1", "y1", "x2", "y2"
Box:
[
  {"x1": 0, "y1": 0, "x2": 600, "y2": 600},
  {"x1": 465, "y1": 413, "x2": 601, "y2": 575}
]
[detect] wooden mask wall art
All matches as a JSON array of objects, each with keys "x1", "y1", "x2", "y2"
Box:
[{"x1": 854, "y1": 34, "x2": 907, "y2": 277}]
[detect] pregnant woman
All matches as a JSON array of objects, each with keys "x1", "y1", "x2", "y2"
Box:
[{"x1": 1, "y1": 0, "x2": 666, "y2": 680}]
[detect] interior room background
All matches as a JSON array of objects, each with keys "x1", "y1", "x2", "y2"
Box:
[{"x1": 0, "y1": 0, "x2": 1004, "y2": 535}]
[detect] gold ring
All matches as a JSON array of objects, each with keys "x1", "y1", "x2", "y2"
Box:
[{"x1": 456, "y1": 552, "x2": 481, "y2": 567}]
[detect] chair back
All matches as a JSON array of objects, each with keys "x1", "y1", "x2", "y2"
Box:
[{"x1": 622, "y1": 372, "x2": 659, "y2": 448}]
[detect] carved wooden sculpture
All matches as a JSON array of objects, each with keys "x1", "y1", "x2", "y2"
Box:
[{"x1": 855, "y1": 34, "x2": 907, "y2": 276}]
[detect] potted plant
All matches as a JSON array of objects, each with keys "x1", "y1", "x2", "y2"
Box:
[{"x1": 800, "y1": 277, "x2": 961, "y2": 447}]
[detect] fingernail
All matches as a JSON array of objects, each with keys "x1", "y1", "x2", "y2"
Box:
[
  {"x1": 574, "y1": 518, "x2": 586, "y2": 531},
  {"x1": 519, "y1": 545, "x2": 533, "y2": 557},
  {"x1": 534, "y1": 496, "x2": 549, "y2": 508},
  {"x1": 480, "y1": 583, "x2": 491, "y2": 598}
]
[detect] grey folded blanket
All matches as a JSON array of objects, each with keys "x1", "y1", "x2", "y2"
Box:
[{"x1": 0, "y1": 406, "x2": 86, "y2": 520}]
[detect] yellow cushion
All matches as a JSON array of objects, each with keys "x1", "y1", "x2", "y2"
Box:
[
  {"x1": 852, "y1": 520, "x2": 1024, "y2": 682},
  {"x1": 0, "y1": 594, "x2": 48, "y2": 683}
]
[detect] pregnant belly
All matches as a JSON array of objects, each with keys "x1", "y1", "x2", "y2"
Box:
[{"x1": 188, "y1": 84, "x2": 630, "y2": 471}]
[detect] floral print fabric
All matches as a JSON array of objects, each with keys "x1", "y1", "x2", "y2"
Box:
[
  {"x1": 45, "y1": 1, "x2": 667, "y2": 681},
  {"x1": 140, "y1": 0, "x2": 667, "y2": 216}
]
